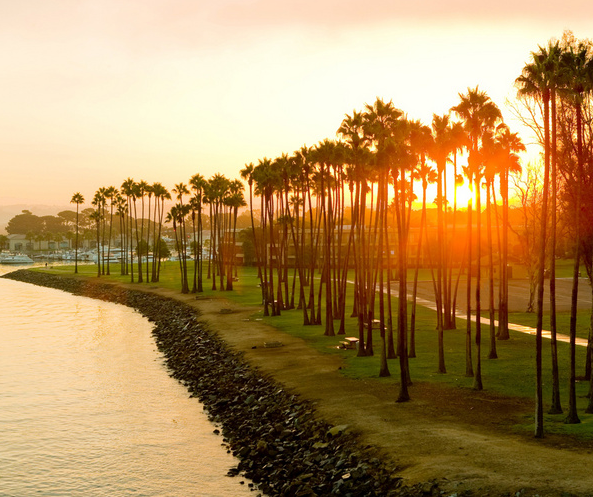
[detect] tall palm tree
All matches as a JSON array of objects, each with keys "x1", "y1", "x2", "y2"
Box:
[
  {"x1": 429, "y1": 114, "x2": 456, "y2": 333},
  {"x1": 338, "y1": 110, "x2": 373, "y2": 356},
  {"x1": 150, "y1": 182, "x2": 170, "y2": 282},
  {"x1": 70, "y1": 192, "x2": 85, "y2": 274},
  {"x1": 547, "y1": 42, "x2": 564, "y2": 414},
  {"x1": 145, "y1": 183, "x2": 154, "y2": 283},
  {"x1": 225, "y1": 180, "x2": 246, "y2": 291},
  {"x1": 172, "y1": 182, "x2": 191, "y2": 293},
  {"x1": 311, "y1": 139, "x2": 339, "y2": 337},
  {"x1": 135, "y1": 180, "x2": 149, "y2": 283},
  {"x1": 89, "y1": 208, "x2": 102, "y2": 277},
  {"x1": 408, "y1": 120, "x2": 434, "y2": 360},
  {"x1": 190, "y1": 174, "x2": 206, "y2": 291},
  {"x1": 115, "y1": 193, "x2": 127, "y2": 275},
  {"x1": 452, "y1": 87, "x2": 502, "y2": 392},
  {"x1": 363, "y1": 98, "x2": 408, "y2": 395},
  {"x1": 91, "y1": 189, "x2": 106, "y2": 274},
  {"x1": 493, "y1": 125, "x2": 525, "y2": 347},
  {"x1": 516, "y1": 44, "x2": 560, "y2": 435},
  {"x1": 240, "y1": 163, "x2": 261, "y2": 279},
  {"x1": 447, "y1": 121, "x2": 469, "y2": 329},
  {"x1": 560, "y1": 41, "x2": 592, "y2": 425},
  {"x1": 120, "y1": 178, "x2": 137, "y2": 282},
  {"x1": 252, "y1": 158, "x2": 277, "y2": 315},
  {"x1": 104, "y1": 186, "x2": 118, "y2": 276},
  {"x1": 410, "y1": 160, "x2": 437, "y2": 360}
]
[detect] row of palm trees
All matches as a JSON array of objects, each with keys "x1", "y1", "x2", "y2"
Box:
[
  {"x1": 71, "y1": 173, "x2": 246, "y2": 294},
  {"x1": 516, "y1": 32, "x2": 593, "y2": 436},
  {"x1": 242, "y1": 33, "x2": 593, "y2": 426},
  {"x1": 165, "y1": 174, "x2": 245, "y2": 293},
  {"x1": 241, "y1": 88, "x2": 525, "y2": 402},
  {"x1": 69, "y1": 33, "x2": 593, "y2": 438}
]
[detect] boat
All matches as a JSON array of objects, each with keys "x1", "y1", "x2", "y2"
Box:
[{"x1": 0, "y1": 253, "x2": 34, "y2": 265}]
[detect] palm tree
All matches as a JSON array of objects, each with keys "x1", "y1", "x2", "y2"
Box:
[
  {"x1": 240, "y1": 163, "x2": 261, "y2": 276},
  {"x1": 516, "y1": 44, "x2": 560, "y2": 434},
  {"x1": 92, "y1": 189, "x2": 106, "y2": 274},
  {"x1": 311, "y1": 139, "x2": 339, "y2": 337},
  {"x1": 408, "y1": 120, "x2": 435, "y2": 361},
  {"x1": 363, "y1": 98, "x2": 409, "y2": 393},
  {"x1": 104, "y1": 186, "x2": 118, "y2": 276},
  {"x1": 547, "y1": 42, "x2": 564, "y2": 414},
  {"x1": 151, "y1": 182, "x2": 170, "y2": 282},
  {"x1": 115, "y1": 193, "x2": 127, "y2": 275},
  {"x1": 145, "y1": 182, "x2": 170, "y2": 282},
  {"x1": 492, "y1": 125, "x2": 525, "y2": 352},
  {"x1": 429, "y1": 114, "x2": 456, "y2": 334},
  {"x1": 172, "y1": 182, "x2": 190, "y2": 293},
  {"x1": 120, "y1": 178, "x2": 137, "y2": 282},
  {"x1": 410, "y1": 160, "x2": 437, "y2": 359},
  {"x1": 447, "y1": 121, "x2": 469, "y2": 329},
  {"x1": 70, "y1": 192, "x2": 85, "y2": 274},
  {"x1": 190, "y1": 174, "x2": 206, "y2": 291},
  {"x1": 145, "y1": 183, "x2": 154, "y2": 283},
  {"x1": 338, "y1": 110, "x2": 373, "y2": 356},
  {"x1": 135, "y1": 180, "x2": 149, "y2": 283},
  {"x1": 255, "y1": 159, "x2": 282, "y2": 314},
  {"x1": 89, "y1": 209, "x2": 102, "y2": 277},
  {"x1": 452, "y1": 87, "x2": 502, "y2": 392},
  {"x1": 225, "y1": 180, "x2": 246, "y2": 290},
  {"x1": 560, "y1": 41, "x2": 592, "y2": 425}
]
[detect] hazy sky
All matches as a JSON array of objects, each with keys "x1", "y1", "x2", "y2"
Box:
[{"x1": 0, "y1": 0, "x2": 590, "y2": 207}]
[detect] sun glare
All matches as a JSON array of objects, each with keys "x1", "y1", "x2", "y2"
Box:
[
  {"x1": 449, "y1": 182, "x2": 475, "y2": 208},
  {"x1": 413, "y1": 175, "x2": 476, "y2": 211}
]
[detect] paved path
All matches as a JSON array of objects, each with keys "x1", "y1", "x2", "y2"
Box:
[{"x1": 411, "y1": 292, "x2": 589, "y2": 347}]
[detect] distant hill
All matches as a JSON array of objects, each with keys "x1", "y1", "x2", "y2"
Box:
[{"x1": 0, "y1": 204, "x2": 71, "y2": 234}]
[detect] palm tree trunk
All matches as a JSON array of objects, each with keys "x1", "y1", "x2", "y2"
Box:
[
  {"x1": 473, "y1": 170, "x2": 483, "y2": 391},
  {"x1": 466, "y1": 195, "x2": 474, "y2": 378},
  {"x1": 565, "y1": 101, "x2": 583, "y2": 425},
  {"x1": 395, "y1": 169, "x2": 410, "y2": 402},
  {"x1": 487, "y1": 182, "x2": 497, "y2": 360},
  {"x1": 549, "y1": 87, "x2": 562, "y2": 413},
  {"x1": 534, "y1": 93, "x2": 551, "y2": 438}
]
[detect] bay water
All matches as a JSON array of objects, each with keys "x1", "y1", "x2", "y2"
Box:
[{"x1": 0, "y1": 267, "x2": 253, "y2": 496}]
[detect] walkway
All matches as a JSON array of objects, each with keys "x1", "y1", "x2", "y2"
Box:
[{"x1": 412, "y1": 293, "x2": 589, "y2": 347}]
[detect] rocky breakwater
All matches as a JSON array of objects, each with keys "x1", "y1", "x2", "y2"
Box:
[{"x1": 3, "y1": 270, "x2": 435, "y2": 497}]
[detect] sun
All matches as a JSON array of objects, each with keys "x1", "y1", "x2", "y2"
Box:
[
  {"x1": 450, "y1": 182, "x2": 476, "y2": 207},
  {"x1": 414, "y1": 174, "x2": 476, "y2": 210}
]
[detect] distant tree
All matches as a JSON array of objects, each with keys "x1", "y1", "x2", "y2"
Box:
[
  {"x1": 57, "y1": 210, "x2": 77, "y2": 227},
  {"x1": 6, "y1": 211, "x2": 43, "y2": 235},
  {"x1": 0, "y1": 234, "x2": 8, "y2": 251}
]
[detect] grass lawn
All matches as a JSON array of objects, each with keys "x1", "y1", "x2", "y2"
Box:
[{"x1": 39, "y1": 261, "x2": 593, "y2": 439}]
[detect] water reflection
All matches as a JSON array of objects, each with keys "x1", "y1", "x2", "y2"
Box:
[{"x1": 0, "y1": 272, "x2": 252, "y2": 496}]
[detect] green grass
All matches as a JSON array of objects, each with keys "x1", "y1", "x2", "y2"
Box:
[{"x1": 38, "y1": 261, "x2": 593, "y2": 440}]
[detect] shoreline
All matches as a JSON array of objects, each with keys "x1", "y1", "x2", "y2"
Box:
[
  {"x1": 3, "y1": 269, "x2": 412, "y2": 497},
  {"x1": 6, "y1": 269, "x2": 593, "y2": 496}
]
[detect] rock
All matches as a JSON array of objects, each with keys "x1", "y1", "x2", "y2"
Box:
[{"x1": 327, "y1": 424, "x2": 349, "y2": 438}]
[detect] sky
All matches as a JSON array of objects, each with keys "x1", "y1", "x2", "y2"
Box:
[{"x1": 0, "y1": 0, "x2": 591, "y2": 210}]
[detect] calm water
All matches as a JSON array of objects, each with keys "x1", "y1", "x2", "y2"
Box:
[{"x1": 0, "y1": 267, "x2": 252, "y2": 496}]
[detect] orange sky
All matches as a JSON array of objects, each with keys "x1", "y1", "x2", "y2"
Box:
[{"x1": 0, "y1": 1, "x2": 590, "y2": 208}]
